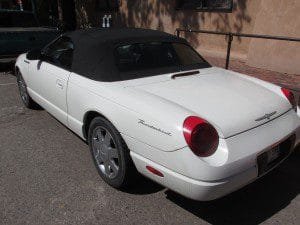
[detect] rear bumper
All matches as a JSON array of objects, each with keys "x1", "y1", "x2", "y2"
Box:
[
  {"x1": 127, "y1": 110, "x2": 300, "y2": 201},
  {"x1": 131, "y1": 136, "x2": 296, "y2": 201},
  {"x1": 131, "y1": 151, "x2": 258, "y2": 201}
]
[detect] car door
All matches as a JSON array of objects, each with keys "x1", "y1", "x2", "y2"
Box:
[{"x1": 28, "y1": 36, "x2": 74, "y2": 125}]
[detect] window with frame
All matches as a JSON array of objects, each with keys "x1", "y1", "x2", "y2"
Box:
[
  {"x1": 96, "y1": 0, "x2": 119, "y2": 12},
  {"x1": 0, "y1": 0, "x2": 33, "y2": 12},
  {"x1": 176, "y1": 0, "x2": 233, "y2": 12},
  {"x1": 42, "y1": 36, "x2": 74, "y2": 70}
]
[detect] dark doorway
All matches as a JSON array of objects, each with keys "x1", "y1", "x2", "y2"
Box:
[
  {"x1": 35, "y1": 0, "x2": 59, "y2": 27},
  {"x1": 60, "y1": 0, "x2": 76, "y2": 30}
]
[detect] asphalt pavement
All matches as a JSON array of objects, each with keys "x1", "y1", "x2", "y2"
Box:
[{"x1": 0, "y1": 71, "x2": 299, "y2": 225}]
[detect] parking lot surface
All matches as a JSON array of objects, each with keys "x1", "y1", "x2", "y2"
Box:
[{"x1": 0, "y1": 71, "x2": 299, "y2": 225}]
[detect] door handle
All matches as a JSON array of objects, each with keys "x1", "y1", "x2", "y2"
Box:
[{"x1": 56, "y1": 80, "x2": 64, "y2": 89}]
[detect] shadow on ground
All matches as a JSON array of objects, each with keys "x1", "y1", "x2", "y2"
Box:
[
  {"x1": 165, "y1": 148, "x2": 300, "y2": 225},
  {"x1": 126, "y1": 176, "x2": 165, "y2": 195}
]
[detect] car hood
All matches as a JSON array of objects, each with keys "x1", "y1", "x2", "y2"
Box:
[{"x1": 125, "y1": 68, "x2": 291, "y2": 138}]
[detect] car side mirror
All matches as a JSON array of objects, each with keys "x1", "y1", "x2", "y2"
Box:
[{"x1": 26, "y1": 49, "x2": 41, "y2": 60}]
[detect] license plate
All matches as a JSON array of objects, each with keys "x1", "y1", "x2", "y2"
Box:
[
  {"x1": 257, "y1": 134, "x2": 295, "y2": 177},
  {"x1": 267, "y1": 145, "x2": 280, "y2": 163}
]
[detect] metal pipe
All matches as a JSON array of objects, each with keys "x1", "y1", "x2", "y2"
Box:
[
  {"x1": 102, "y1": 15, "x2": 107, "y2": 28},
  {"x1": 175, "y1": 28, "x2": 300, "y2": 42},
  {"x1": 225, "y1": 33, "x2": 233, "y2": 69},
  {"x1": 232, "y1": 33, "x2": 300, "y2": 42},
  {"x1": 175, "y1": 28, "x2": 300, "y2": 70},
  {"x1": 106, "y1": 15, "x2": 112, "y2": 28}
]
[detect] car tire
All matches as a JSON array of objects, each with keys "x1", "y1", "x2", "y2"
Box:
[
  {"x1": 16, "y1": 71, "x2": 40, "y2": 109},
  {"x1": 88, "y1": 117, "x2": 137, "y2": 189}
]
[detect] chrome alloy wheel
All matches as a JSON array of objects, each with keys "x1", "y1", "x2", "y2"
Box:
[{"x1": 92, "y1": 126, "x2": 120, "y2": 179}]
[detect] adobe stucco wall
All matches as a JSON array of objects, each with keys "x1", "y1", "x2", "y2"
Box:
[
  {"x1": 74, "y1": 0, "x2": 299, "y2": 75},
  {"x1": 117, "y1": 0, "x2": 260, "y2": 60},
  {"x1": 246, "y1": 0, "x2": 300, "y2": 75},
  {"x1": 74, "y1": 0, "x2": 259, "y2": 59}
]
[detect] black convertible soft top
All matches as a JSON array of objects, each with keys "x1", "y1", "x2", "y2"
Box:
[{"x1": 63, "y1": 28, "x2": 208, "y2": 82}]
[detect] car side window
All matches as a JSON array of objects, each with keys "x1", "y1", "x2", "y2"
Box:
[{"x1": 42, "y1": 36, "x2": 74, "y2": 70}]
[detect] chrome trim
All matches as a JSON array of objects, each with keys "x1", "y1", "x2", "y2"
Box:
[{"x1": 255, "y1": 111, "x2": 277, "y2": 121}]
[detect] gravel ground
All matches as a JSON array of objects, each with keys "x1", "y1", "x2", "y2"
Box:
[{"x1": 0, "y1": 71, "x2": 299, "y2": 225}]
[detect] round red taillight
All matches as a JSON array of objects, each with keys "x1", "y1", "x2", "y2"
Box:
[
  {"x1": 281, "y1": 88, "x2": 296, "y2": 110},
  {"x1": 183, "y1": 116, "x2": 219, "y2": 157}
]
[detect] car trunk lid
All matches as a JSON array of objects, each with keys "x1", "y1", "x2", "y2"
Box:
[{"x1": 128, "y1": 69, "x2": 291, "y2": 138}]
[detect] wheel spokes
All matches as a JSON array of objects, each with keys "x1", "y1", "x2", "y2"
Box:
[
  {"x1": 103, "y1": 132, "x2": 112, "y2": 146},
  {"x1": 93, "y1": 139, "x2": 101, "y2": 150},
  {"x1": 94, "y1": 129, "x2": 103, "y2": 141},
  {"x1": 109, "y1": 160, "x2": 118, "y2": 175},
  {"x1": 104, "y1": 161, "x2": 110, "y2": 175},
  {"x1": 92, "y1": 126, "x2": 120, "y2": 179},
  {"x1": 95, "y1": 150, "x2": 104, "y2": 163},
  {"x1": 109, "y1": 147, "x2": 118, "y2": 159}
]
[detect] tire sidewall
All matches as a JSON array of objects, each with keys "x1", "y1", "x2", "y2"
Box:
[{"x1": 16, "y1": 71, "x2": 30, "y2": 107}]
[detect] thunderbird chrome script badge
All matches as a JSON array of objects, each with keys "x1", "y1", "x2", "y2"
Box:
[
  {"x1": 255, "y1": 111, "x2": 277, "y2": 122},
  {"x1": 138, "y1": 119, "x2": 172, "y2": 136}
]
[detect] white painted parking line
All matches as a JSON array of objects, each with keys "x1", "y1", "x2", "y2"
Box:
[{"x1": 0, "y1": 83, "x2": 16, "y2": 86}]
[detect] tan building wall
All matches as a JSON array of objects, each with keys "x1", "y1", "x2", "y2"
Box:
[
  {"x1": 116, "y1": 0, "x2": 259, "y2": 61},
  {"x1": 74, "y1": 0, "x2": 299, "y2": 75},
  {"x1": 246, "y1": 0, "x2": 300, "y2": 75}
]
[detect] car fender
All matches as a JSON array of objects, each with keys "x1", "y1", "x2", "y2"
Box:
[
  {"x1": 15, "y1": 53, "x2": 27, "y2": 78},
  {"x1": 67, "y1": 73, "x2": 191, "y2": 152}
]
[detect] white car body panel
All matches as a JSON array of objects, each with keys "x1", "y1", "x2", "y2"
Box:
[
  {"x1": 131, "y1": 67, "x2": 291, "y2": 138},
  {"x1": 125, "y1": 110, "x2": 298, "y2": 181},
  {"x1": 15, "y1": 52, "x2": 300, "y2": 201},
  {"x1": 130, "y1": 151, "x2": 258, "y2": 201},
  {"x1": 67, "y1": 72, "x2": 192, "y2": 151},
  {"x1": 27, "y1": 60, "x2": 71, "y2": 124}
]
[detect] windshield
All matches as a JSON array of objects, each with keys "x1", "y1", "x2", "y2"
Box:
[
  {"x1": 115, "y1": 42, "x2": 210, "y2": 79},
  {"x1": 0, "y1": 0, "x2": 33, "y2": 12}
]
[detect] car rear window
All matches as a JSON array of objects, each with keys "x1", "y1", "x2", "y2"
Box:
[{"x1": 115, "y1": 42, "x2": 210, "y2": 76}]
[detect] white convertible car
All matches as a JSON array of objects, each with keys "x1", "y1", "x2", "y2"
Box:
[{"x1": 15, "y1": 28, "x2": 300, "y2": 201}]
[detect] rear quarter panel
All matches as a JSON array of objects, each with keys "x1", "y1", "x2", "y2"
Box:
[{"x1": 67, "y1": 73, "x2": 189, "y2": 152}]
